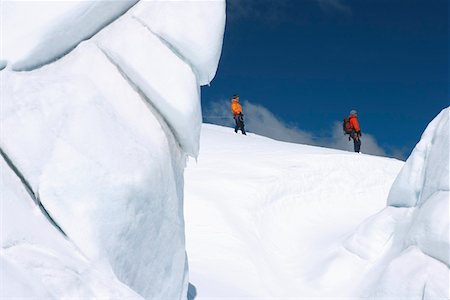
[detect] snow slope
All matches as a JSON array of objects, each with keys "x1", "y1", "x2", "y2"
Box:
[
  {"x1": 185, "y1": 124, "x2": 404, "y2": 298},
  {"x1": 185, "y1": 111, "x2": 449, "y2": 299},
  {"x1": 1, "y1": 1, "x2": 225, "y2": 299}
]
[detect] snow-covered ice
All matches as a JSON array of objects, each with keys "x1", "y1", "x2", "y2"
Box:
[
  {"x1": 2, "y1": 43, "x2": 190, "y2": 299},
  {"x1": 1, "y1": 0, "x2": 225, "y2": 83},
  {"x1": 132, "y1": 0, "x2": 226, "y2": 85},
  {"x1": 1, "y1": 1, "x2": 138, "y2": 71},
  {"x1": 185, "y1": 111, "x2": 449, "y2": 299},
  {"x1": 1, "y1": 1, "x2": 225, "y2": 299},
  {"x1": 1, "y1": 157, "x2": 141, "y2": 299},
  {"x1": 94, "y1": 16, "x2": 202, "y2": 156},
  {"x1": 357, "y1": 108, "x2": 450, "y2": 299},
  {"x1": 2, "y1": 0, "x2": 448, "y2": 298}
]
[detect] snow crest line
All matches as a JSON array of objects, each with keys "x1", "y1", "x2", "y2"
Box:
[
  {"x1": 95, "y1": 44, "x2": 184, "y2": 154},
  {"x1": 0, "y1": 147, "x2": 67, "y2": 238}
]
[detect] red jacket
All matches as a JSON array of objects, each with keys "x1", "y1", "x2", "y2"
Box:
[{"x1": 349, "y1": 115, "x2": 360, "y2": 132}]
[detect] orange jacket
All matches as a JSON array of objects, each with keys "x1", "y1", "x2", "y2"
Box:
[
  {"x1": 231, "y1": 99, "x2": 242, "y2": 115},
  {"x1": 349, "y1": 115, "x2": 360, "y2": 132}
]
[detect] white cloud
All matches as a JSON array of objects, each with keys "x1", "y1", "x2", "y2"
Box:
[
  {"x1": 205, "y1": 99, "x2": 314, "y2": 143},
  {"x1": 204, "y1": 99, "x2": 405, "y2": 159},
  {"x1": 326, "y1": 121, "x2": 387, "y2": 156}
]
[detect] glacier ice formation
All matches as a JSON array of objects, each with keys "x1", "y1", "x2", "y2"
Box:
[{"x1": 1, "y1": 1, "x2": 225, "y2": 299}]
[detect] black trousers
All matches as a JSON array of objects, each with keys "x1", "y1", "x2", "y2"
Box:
[
  {"x1": 351, "y1": 131, "x2": 361, "y2": 153},
  {"x1": 234, "y1": 115, "x2": 246, "y2": 135}
]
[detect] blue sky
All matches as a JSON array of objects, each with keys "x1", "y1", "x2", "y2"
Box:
[{"x1": 201, "y1": 0, "x2": 448, "y2": 159}]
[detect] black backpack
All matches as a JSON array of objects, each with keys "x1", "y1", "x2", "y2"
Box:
[{"x1": 343, "y1": 117, "x2": 353, "y2": 134}]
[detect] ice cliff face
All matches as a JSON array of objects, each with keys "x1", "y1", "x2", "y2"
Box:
[
  {"x1": 345, "y1": 108, "x2": 449, "y2": 299},
  {"x1": 1, "y1": 1, "x2": 225, "y2": 299}
]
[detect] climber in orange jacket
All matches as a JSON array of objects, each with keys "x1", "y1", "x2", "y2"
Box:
[
  {"x1": 348, "y1": 110, "x2": 361, "y2": 153},
  {"x1": 231, "y1": 95, "x2": 246, "y2": 135}
]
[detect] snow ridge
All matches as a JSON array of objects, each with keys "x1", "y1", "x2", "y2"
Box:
[
  {"x1": 131, "y1": 1, "x2": 226, "y2": 85},
  {"x1": 4, "y1": 1, "x2": 139, "y2": 71},
  {"x1": 95, "y1": 44, "x2": 184, "y2": 153},
  {"x1": 132, "y1": 15, "x2": 200, "y2": 83},
  {"x1": 0, "y1": 147, "x2": 66, "y2": 238}
]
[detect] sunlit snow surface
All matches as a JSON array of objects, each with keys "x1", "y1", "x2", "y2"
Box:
[
  {"x1": 2, "y1": 0, "x2": 448, "y2": 298},
  {"x1": 185, "y1": 112, "x2": 449, "y2": 299},
  {"x1": 1, "y1": 1, "x2": 225, "y2": 299}
]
